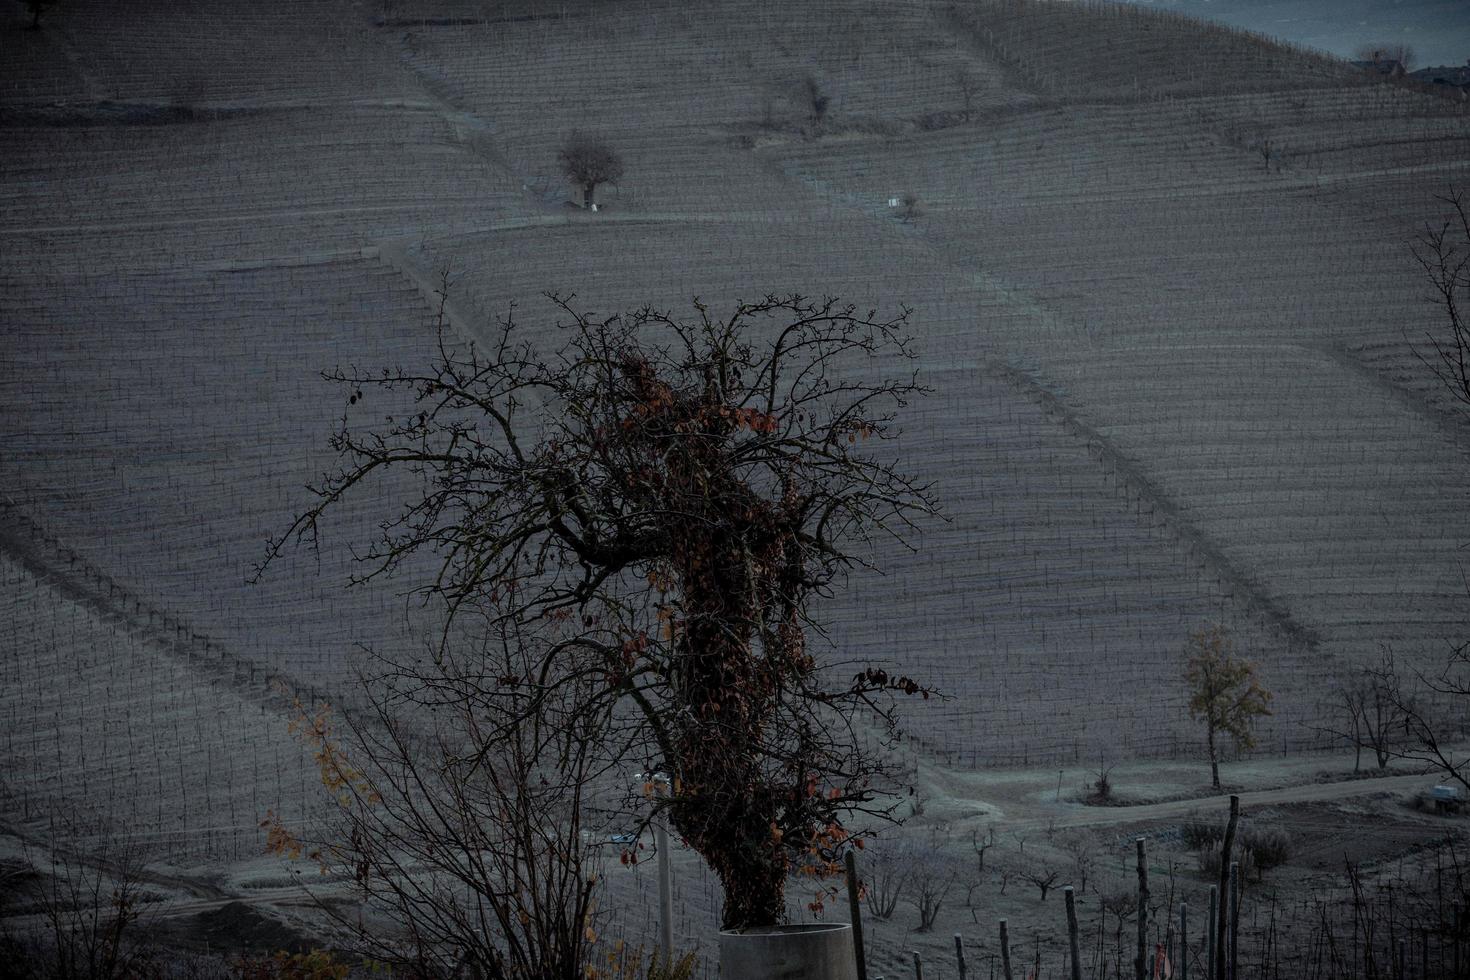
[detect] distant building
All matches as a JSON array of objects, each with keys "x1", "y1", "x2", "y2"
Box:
[
  {"x1": 1351, "y1": 53, "x2": 1407, "y2": 78},
  {"x1": 1408, "y1": 62, "x2": 1470, "y2": 93}
]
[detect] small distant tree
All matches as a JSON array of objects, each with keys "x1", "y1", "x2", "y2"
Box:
[
  {"x1": 955, "y1": 67, "x2": 979, "y2": 119},
  {"x1": 557, "y1": 131, "x2": 624, "y2": 210},
  {"x1": 898, "y1": 193, "x2": 922, "y2": 225},
  {"x1": 1355, "y1": 43, "x2": 1415, "y2": 72},
  {"x1": 800, "y1": 74, "x2": 830, "y2": 130},
  {"x1": 27, "y1": 0, "x2": 57, "y2": 30},
  {"x1": 1058, "y1": 833, "x2": 1096, "y2": 894},
  {"x1": 1019, "y1": 863, "x2": 1060, "y2": 902},
  {"x1": 1184, "y1": 624, "x2": 1273, "y2": 789},
  {"x1": 971, "y1": 826, "x2": 997, "y2": 874}
]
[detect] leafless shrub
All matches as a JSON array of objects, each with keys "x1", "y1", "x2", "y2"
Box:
[
  {"x1": 1241, "y1": 826, "x2": 1293, "y2": 878},
  {"x1": 1197, "y1": 843, "x2": 1257, "y2": 884},
  {"x1": 0, "y1": 816, "x2": 159, "y2": 980},
  {"x1": 1089, "y1": 756, "x2": 1117, "y2": 802},
  {"x1": 863, "y1": 840, "x2": 912, "y2": 920},
  {"x1": 1179, "y1": 813, "x2": 1223, "y2": 851},
  {"x1": 261, "y1": 633, "x2": 611, "y2": 977},
  {"x1": 907, "y1": 847, "x2": 956, "y2": 932}
]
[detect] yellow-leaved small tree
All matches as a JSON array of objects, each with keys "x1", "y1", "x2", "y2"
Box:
[{"x1": 1184, "y1": 624, "x2": 1273, "y2": 790}]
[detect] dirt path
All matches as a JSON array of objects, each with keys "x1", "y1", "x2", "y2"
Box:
[{"x1": 1005, "y1": 771, "x2": 1435, "y2": 831}]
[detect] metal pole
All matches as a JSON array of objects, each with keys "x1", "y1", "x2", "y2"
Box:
[
  {"x1": 1065, "y1": 886, "x2": 1083, "y2": 980},
  {"x1": 847, "y1": 850, "x2": 868, "y2": 980}
]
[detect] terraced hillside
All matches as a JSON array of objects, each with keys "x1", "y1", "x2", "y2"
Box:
[{"x1": 2, "y1": 0, "x2": 1468, "y2": 951}]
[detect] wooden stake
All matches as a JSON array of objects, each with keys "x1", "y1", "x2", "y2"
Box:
[
  {"x1": 955, "y1": 933, "x2": 968, "y2": 980},
  {"x1": 1136, "y1": 837, "x2": 1150, "y2": 980},
  {"x1": 1000, "y1": 918, "x2": 1014, "y2": 980},
  {"x1": 1229, "y1": 861, "x2": 1240, "y2": 980},
  {"x1": 912, "y1": 950, "x2": 923, "y2": 980},
  {"x1": 1065, "y1": 886, "x2": 1083, "y2": 980},
  {"x1": 1180, "y1": 901, "x2": 1189, "y2": 980},
  {"x1": 847, "y1": 849, "x2": 868, "y2": 980},
  {"x1": 1208, "y1": 887, "x2": 1218, "y2": 980},
  {"x1": 1216, "y1": 795, "x2": 1240, "y2": 980}
]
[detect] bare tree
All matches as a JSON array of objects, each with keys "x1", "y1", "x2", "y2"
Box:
[
  {"x1": 1398, "y1": 186, "x2": 1470, "y2": 793},
  {"x1": 259, "y1": 291, "x2": 939, "y2": 930},
  {"x1": 1058, "y1": 833, "x2": 1096, "y2": 894},
  {"x1": 1321, "y1": 649, "x2": 1414, "y2": 771},
  {"x1": 1018, "y1": 863, "x2": 1060, "y2": 902},
  {"x1": 558, "y1": 131, "x2": 625, "y2": 209},
  {"x1": 971, "y1": 826, "x2": 997, "y2": 874},
  {"x1": 1184, "y1": 623, "x2": 1273, "y2": 789},
  {"x1": 1410, "y1": 186, "x2": 1470, "y2": 419},
  {"x1": 1378, "y1": 645, "x2": 1470, "y2": 792}
]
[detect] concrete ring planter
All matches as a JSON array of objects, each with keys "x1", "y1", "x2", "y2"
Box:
[{"x1": 719, "y1": 922, "x2": 857, "y2": 980}]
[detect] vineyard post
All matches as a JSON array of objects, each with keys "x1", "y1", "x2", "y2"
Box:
[
  {"x1": 1180, "y1": 901, "x2": 1189, "y2": 980},
  {"x1": 847, "y1": 850, "x2": 868, "y2": 980},
  {"x1": 955, "y1": 933, "x2": 967, "y2": 980},
  {"x1": 1456, "y1": 902, "x2": 1462, "y2": 978},
  {"x1": 654, "y1": 774, "x2": 673, "y2": 965},
  {"x1": 1136, "y1": 838, "x2": 1149, "y2": 980},
  {"x1": 1216, "y1": 796, "x2": 1240, "y2": 980},
  {"x1": 1208, "y1": 887, "x2": 1218, "y2": 980},
  {"x1": 1229, "y1": 861, "x2": 1240, "y2": 980},
  {"x1": 912, "y1": 950, "x2": 923, "y2": 980},
  {"x1": 1000, "y1": 918, "x2": 1014, "y2": 980},
  {"x1": 1065, "y1": 886, "x2": 1082, "y2": 980}
]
